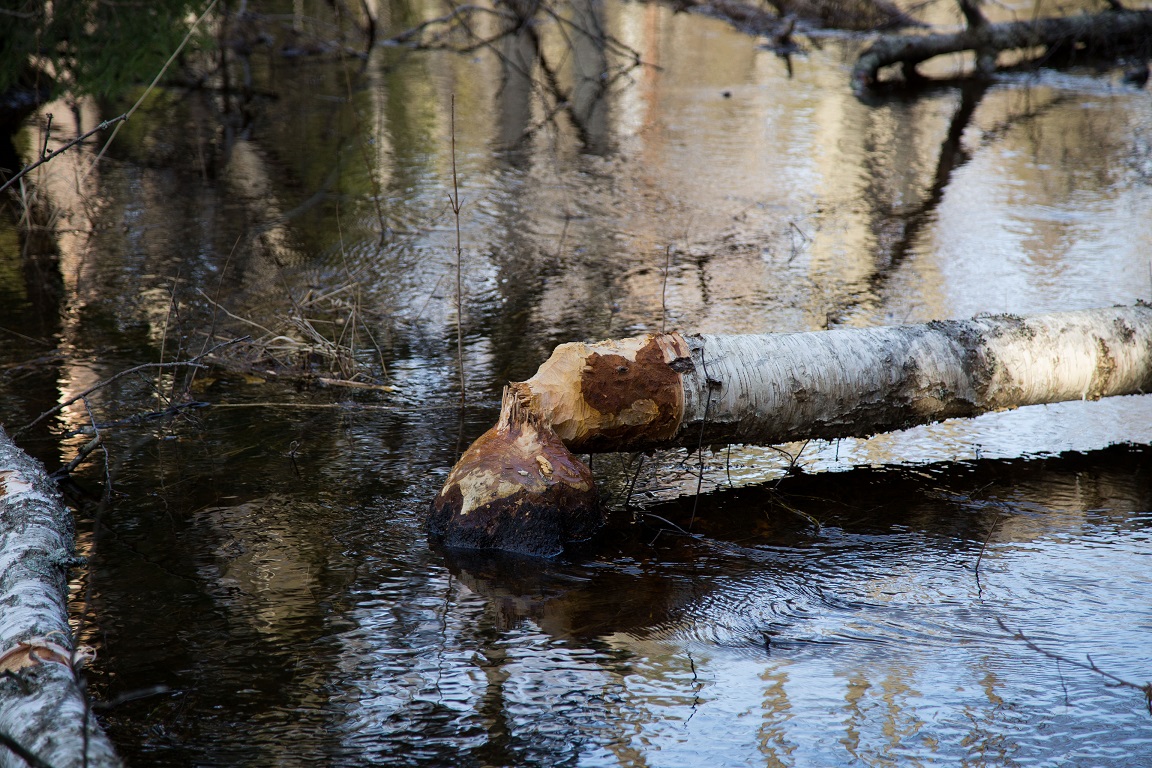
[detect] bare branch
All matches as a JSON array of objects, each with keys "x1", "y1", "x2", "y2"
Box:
[
  {"x1": 996, "y1": 617, "x2": 1152, "y2": 715},
  {"x1": 0, "y1": 114, "x2": 128, "y2": 197},
  {"x1": 16, "y1": 338, "x2": 247, "y2": 437}
]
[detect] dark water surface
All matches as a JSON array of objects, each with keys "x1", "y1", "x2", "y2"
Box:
[{"x1": 2, "y1": 1, "x2": 1152, "y2": 765}]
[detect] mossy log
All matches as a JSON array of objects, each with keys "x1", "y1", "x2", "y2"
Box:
[
  {"x1": 430, "y1": 306, "x2": 1152, "y2": 556},
  {"x1": 852, "y1": 9, "x2": 1152, "y2": 88},
  {"x1": 0, "y1": 426, "x2": 122, "y2": 768}
]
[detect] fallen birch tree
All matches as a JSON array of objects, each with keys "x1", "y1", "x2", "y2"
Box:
[
  {"x1": 429, "y1": 305, "x2": 1152, "y2": 556},
  {"x1": 852, "y1": 8, "x2": 1152, "y2": 88},
  {"x1": 0, "y1": 427, "x2": 122, "y2": 768}
]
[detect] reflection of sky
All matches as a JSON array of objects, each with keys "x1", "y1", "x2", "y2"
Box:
[
  {"x1": 9, "y1": 0, "x2": 1152, "y2": 764},
  {"x1": 332, "y1": 507, "x2": 1152, "y2": 765}
]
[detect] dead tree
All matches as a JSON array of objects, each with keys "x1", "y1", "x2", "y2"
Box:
[
  {"x1": 853, "y1": 8, "x2": 1152, "y2": 88},
  {"x1": 430, "y1": 305, "x2": 1152, "y2": 556},
  {"x1": 0, "y1": 427, "x2": 122, "y2": 768}
]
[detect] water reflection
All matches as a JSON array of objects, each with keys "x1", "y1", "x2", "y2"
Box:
[
  {"x1": 417, "y1": 446, "x2": 1152, "y2": 765},
  {"x1": 1, "y1": 0, "x2": 1151, "y2": 765}
]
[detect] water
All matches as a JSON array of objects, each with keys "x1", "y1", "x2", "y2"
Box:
[{"x1": 1, "y1": 1, "x2": 1151, "y2": 765}]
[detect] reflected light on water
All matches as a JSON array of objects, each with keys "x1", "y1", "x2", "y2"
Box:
[{"x1": 0, "y1": 0, "x2": 1150, "y2": 765}]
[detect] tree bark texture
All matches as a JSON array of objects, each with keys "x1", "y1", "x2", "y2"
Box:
[
  {"x1": 432, "y1": 305, "x2": 1152, "y2": 556},
  {"x1": 852, "y1": 9, "x2": 1152, "y2": 87},
  {"x1": 0, "y1": 427, "x2": 122, "y2": 768},
  {"x1": 515, "y1": 306, "x2": 1152, "y2": 452}
]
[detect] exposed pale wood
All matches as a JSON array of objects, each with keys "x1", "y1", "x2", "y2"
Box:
[
  {"x1": 517, "y1": 306, "x2": 1152, "y2": 452},
  {"x1": 428, "y1": 388, "x2": 601, "y2": 556},
  {"x1": 0, "y1": 426, "x2": 122, "y2": 768},
  {"x1": 517, "y1": 333, "x2": 690, "y2": 451},
  {"x1": 432, "y1": 306, "x2": 1152, "y2": 554}
]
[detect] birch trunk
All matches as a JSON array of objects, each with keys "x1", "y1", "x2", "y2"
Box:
[
  {"x1": 0, "y1": 427, "x2": 122, "y2": 768},
  {"x1": 522, "y1": 306, "x2": 1152, "y2": 451},
  {"x1": 432, "y1": 306, "x2": 1152, "y2": 555}
]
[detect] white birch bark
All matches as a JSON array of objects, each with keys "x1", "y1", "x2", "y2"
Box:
[
  {"x1": 0, "y1": 427, "x2": 122, "y2": 768},
  {"x1": 436, "y1": 306, "x2": 1152, "y2": 554},
  {"x1": 678, "y1": 307, "x2": 1152, "y2": 448}
]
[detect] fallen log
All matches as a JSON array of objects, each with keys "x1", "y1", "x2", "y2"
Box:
[
  {"x1": 675, "y1": 0, "x2": 917, "y2": 37},
  {"x1": 429, "y1": 306, "x2": 1152, "y2": 556},
  {"x1": 852, "y1": 9, "x2": 1152, "y2": 88},
  {"x1": 0, "y1": 427, "x2": 122, "y2": 768}
]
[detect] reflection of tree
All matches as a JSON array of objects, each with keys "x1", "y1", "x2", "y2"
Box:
[
  {"x1": 836, "y1": 81, "x2": 1074, "y2": 324},
  {"x1": 0, "y1": 0, "x2": 199, "y2": 100},
  {"x1": 389, "y1": 0, "x2": 634, "y2": 152},
  {"x1": 757, "y1": 663, "x2": 797, "y2": 763},
  {"x1": 438, "y1": 446, "x2": 1152, "y2": 762},
  {"x1": 846, "y1": 81, "x2": 989, "y2": 322}
]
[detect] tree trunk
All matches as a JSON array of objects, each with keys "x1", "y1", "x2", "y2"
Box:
[
  {"x1": 852, "y1": 9, "x2": 1152, "y2": 88},
  {"x1": 0, "y1": 427, "x2": 122, "y2": 768},
  {"x1": 431, "y1": 306, "x2": 1152, "y2": 556},
  {"x1": 520, "y1": 306, "x2": 1152, "y2": 451}
]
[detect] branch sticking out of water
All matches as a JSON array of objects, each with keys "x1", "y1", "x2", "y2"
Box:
[
  {"x1": 15, "y1": 338, "x2": 247, "y2": 437},
  {"x1": 449, "y1": 94, "x2": 466, "y2": 406},
  {"x1": 996, "y1": 617, "x2": 1152, "y2": 716}
]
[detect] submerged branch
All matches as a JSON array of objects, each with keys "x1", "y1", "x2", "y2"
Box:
[
  {"x1": 996, "y1": 617, "x2": 1152, "y2": 715},
  {"x1": 16, "y1": 338, "x2": 246, "y2": 437}
]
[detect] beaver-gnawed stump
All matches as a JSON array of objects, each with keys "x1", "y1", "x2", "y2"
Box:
[{"x1": 427, "y1": 387, "x2": 602, "y2": 558}]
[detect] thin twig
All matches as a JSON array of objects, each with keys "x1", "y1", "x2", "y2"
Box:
[
  {"x1": 50, "y1": 436, "x2": 104, "y2": 479},
  {"x1": 623, "y1": 453, "x2": 646, "y2": 512},
  {"x1": 91, "y1": 685, "x2": 170, "y2": 712},
  {"x1": 0, "y1": 113, "x2": 129, "y2": 196},
  {"x1": 196, "y1": 289, "x2": 279, "y2": 337},
  {"x1": 16, "y1": 338, "x2": 246, "y2": 436},
  {"x1": 974, "y1": 511, "x2": 1001, "y2": 598},
  {"x1": 449, "y1": 94, "x2": 466, "y2": 405},
  {"x1": 996, "y1": 617, "x2": 1152, "y2": 715},
  {"x1": 63, "y1": 400, "x2": 211, "y2": 435}
]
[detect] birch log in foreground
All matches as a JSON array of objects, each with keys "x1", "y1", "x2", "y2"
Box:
[
  {"x1": 429, "y1": 306, "x2": 1152, "y2": 556},
  {"x1": 0, "y1": 427, "x2": 122, "y2": 768}
]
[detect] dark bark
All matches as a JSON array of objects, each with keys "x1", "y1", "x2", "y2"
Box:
[
  {"x1": 853, "y1": 9, "x2": 1152, "y2": 88},
  {"x1": 673, "y1": 0, "x2": 917, "y2": 36}
]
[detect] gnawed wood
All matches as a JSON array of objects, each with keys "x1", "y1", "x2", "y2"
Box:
[
  {"x1": 0, "y1": 426, "x2": 122, "y2": 768},
  {"x1": 430, "y1": 306, "x2": 1152, "y2": 555},
  {"x1": 515, "y1": 332, "x2": 691, "y2": 452},
  {"x1": 516, "y1": 307, "x2": 1152, "y2": 451},
  {"x1": 852, "y1": 9, "x2": 1152, "y2": 88},
  {"x1": 428, "y1": 388, "x2": 601, "y2": 557}
]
